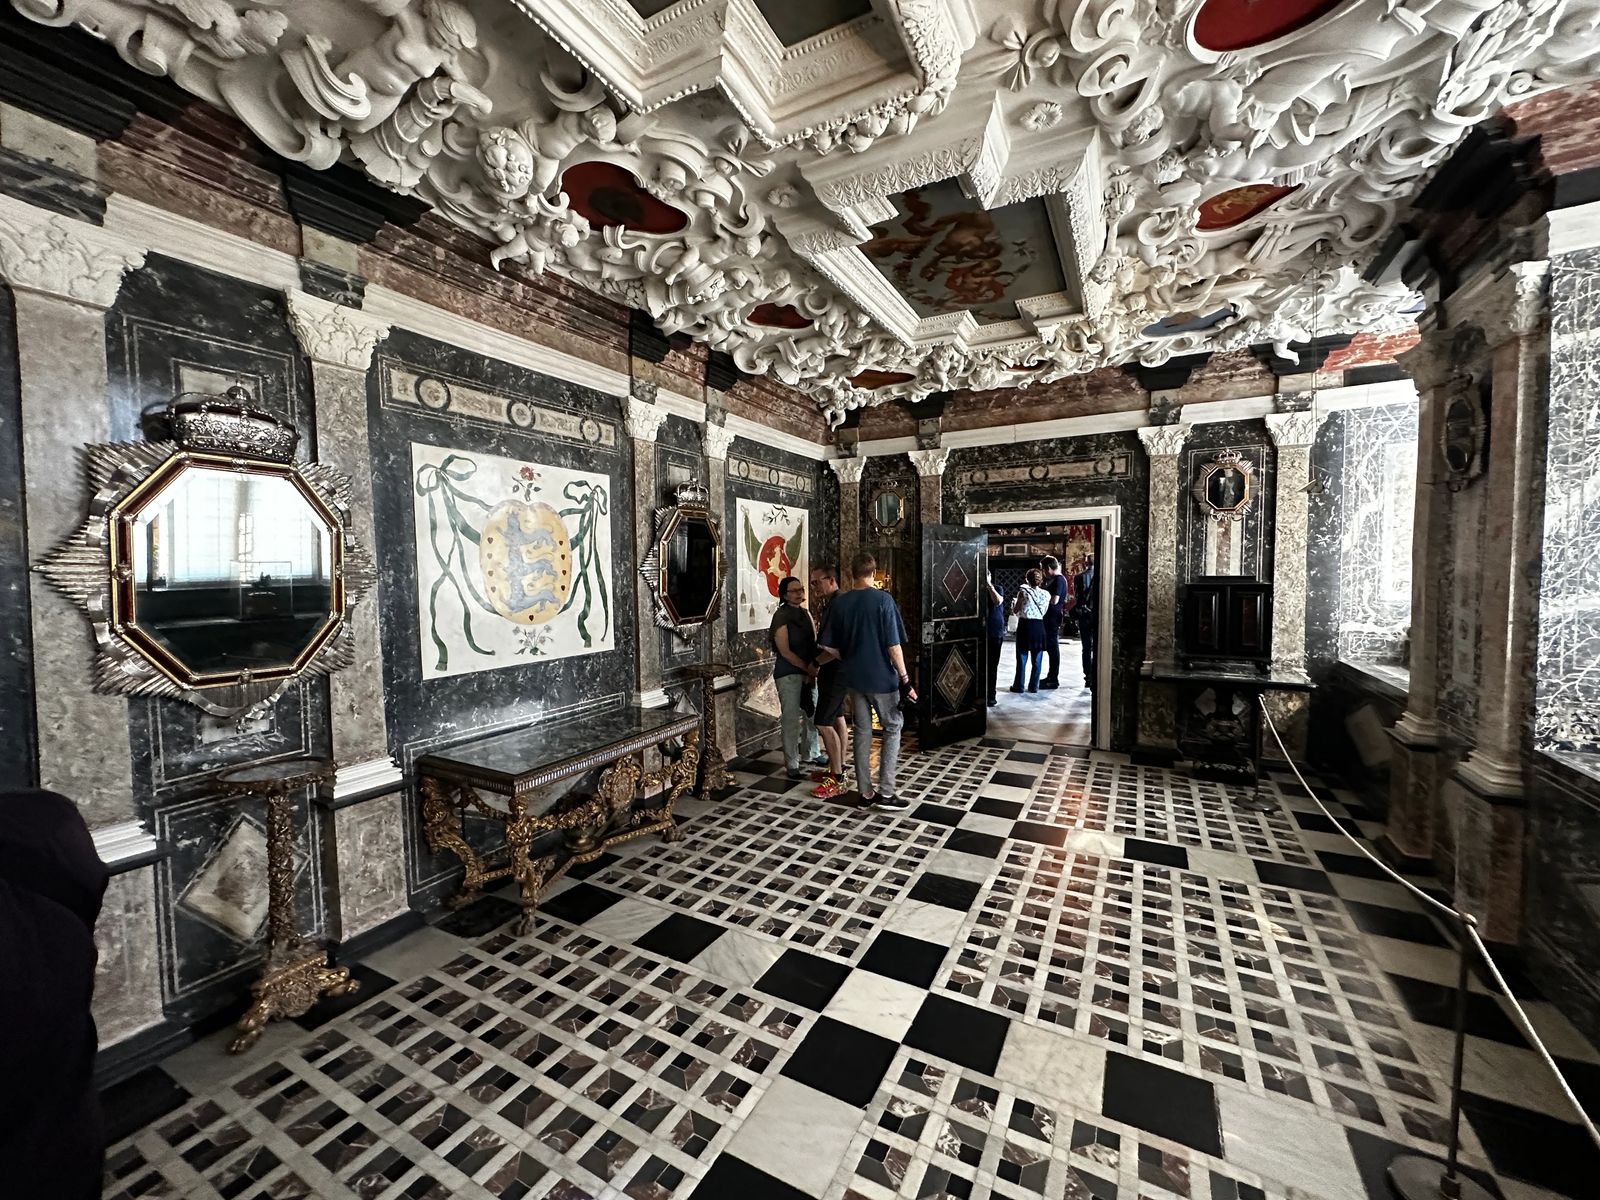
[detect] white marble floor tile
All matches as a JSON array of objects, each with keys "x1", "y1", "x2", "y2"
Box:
[
  {"x1": 574, "y1": 895, "x2": 668, "y2": 943},
  {"x1": 362, "y1": 924, "x2": 466, "y2": 981},
  {"x1": 1512, "y1": 1000, "x2": 1600, "y2": 1064},
  {"x1": 956, "y1": 812, "x2": 1016, "y2": 837},
  {"x1": 823, "y1": 971, "x2": 928, "y2": 1042},
  {"x1": 162, "y1": 1020, "x2": 306, "y2": 1096},
  {"x1": 689, "y1": 927, "x2": 787, "y2": 988},
  {"x1": 995, "y1": 1021, "x2": 1106, "y2": 1111},
  {"x1": 885, "y1": 899, "x2": 969, "y2": 943},
  {"x1": 979, "y1": 782, "x2": 1034, "y2": 803},
  {"x1": 1217, "y1": 1085, "x2": 1368, "y2": 1200},
  {"x1": 1409, "y1": 1024, "x2": 1589, "y2": 1121},
  {"x1": 1328, "y1": 873, "x2": 1425, "y2": 910},
  {"x1": 926, "y1": 848, "x2": 997, "y2": 882},
  {"x1": 1183, "y1": 846, "x2": 1261, "y2": 884},
  {"x1": 727, "y1": 1076, "x2": 866, "y2": 1198},
  {"x1": 1059, "y1": 829, "x2": 1126, "y2": 860},
  {"x1": 1363, "y1": 933, "x2": 1459, "y2": 986}
]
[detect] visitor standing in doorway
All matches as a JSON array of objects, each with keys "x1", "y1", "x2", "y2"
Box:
[
  {"x1": 1009, "y1": 568, "x2": 1050, "y2": 693},
  {"x1": 808, "y1": 563, "x2": 849, "y2": 799},
  {"x1": 769, "y1": 576, "x2": 823, "y2": 779},
  {"x1": 1041, "y1": 555, "x2": 1068, "y2": 689},
  {"x1": 1076, "y1": 555, "x2": 1098, "y2": 690},
  {"x1": 816, "y1": 553, "x2": 917, "y2": 811},
  {"x1": 984, "y1": 571, "x2": 1005, "y2": 707}
]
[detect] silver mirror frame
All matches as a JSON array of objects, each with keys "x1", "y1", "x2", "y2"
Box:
[
  {"x1": 1192, "y1": 449, "x2": 1255, "y2": 524},
  {"x1": 34, "y1": 395, "x2": 375, "y2": 718},
  {"x1": 639, "y1": 481, "x2": 725, "y2": 636}
]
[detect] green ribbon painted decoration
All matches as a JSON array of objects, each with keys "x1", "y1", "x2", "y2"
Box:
[
  {"x1": 415, "y1": 454, "x2": 496, "y2": 671},
  {"x1": 558, "y1": 479, "x2": 611, "y2": 648}
]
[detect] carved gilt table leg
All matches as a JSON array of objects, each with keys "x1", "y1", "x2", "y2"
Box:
[
  {"x1": 697, "y1": 671, "x2": 733, "y2": 798},
  {"x1": 421, "y1": 775, "x2": 490, "y2": 909},
  {"x1": 660, "y1": 729, "x2": 701, "y2": 842},
  {"x1": 505, "y1": 796, "x2": 542, "y2": 937}
]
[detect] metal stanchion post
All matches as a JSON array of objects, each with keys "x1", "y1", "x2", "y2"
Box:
[{"x1": 1385, "y1": 918, "x2": 1492, "y2": 1200}]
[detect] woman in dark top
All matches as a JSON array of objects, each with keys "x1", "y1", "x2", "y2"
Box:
[
  {"x1": 769, "y1": 576, "x2": 823, "y2": 779},
  {"x1": 0, "y1": 789, "x2": 110, "y2": 1200}
]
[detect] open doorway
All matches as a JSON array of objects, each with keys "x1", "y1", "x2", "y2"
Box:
[{"x1": 966, "y1": 505, "x2": 1119, "y2": 751}]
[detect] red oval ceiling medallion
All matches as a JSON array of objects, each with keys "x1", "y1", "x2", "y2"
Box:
[
  {"x1": 750, "y1": 302, "x2": 814, "y2": 330},
  {"x1": 1006, "y1": 361, "x2": 1046, "y2": 373},
  {"x1": 559, "y1": 161, "x2": 688, "y2": 235},
  {"x1": 850, "y1": 369, "x2": 915, "y2": 390},
  {"x1": 1193, "y1": 0, "x2": 1346, "y2": 52},
  {"x1": 1196, "y1": 183, "x2": 1300, "y2": 231}
]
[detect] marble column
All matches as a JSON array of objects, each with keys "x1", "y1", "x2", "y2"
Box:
[
  {"x1": 626, "y1": 379, "x2": 668, "y2": 708},
  {"x1": 0, "y1": 194, "x2": 171, "y2": 1050},
  {"x1": 282, "y1": 288, "x2": 413, "y2": 945},
  {"x1": 1262, "y1": 409, "x2": 1326, "y2": 760},
  {"x1": 1136, "y1": 423, "x2": 1191, "y2": 754},
  {"x1": 909, "y1": 447, "x2": 950, "y2": 527},
  {"x1": 1381, "y1": 326, "x2": 1455, "y2": 863},
  {"x1": 702, "y1": 417, "x2": 737, "y2": 761},
  {"x1": 830, "y1": 456, "x2": 866, "y2": 570}
]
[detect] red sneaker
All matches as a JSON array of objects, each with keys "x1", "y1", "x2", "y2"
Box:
[{"x1": 810, "y1": 775, "x2": 845, "y2": 799}]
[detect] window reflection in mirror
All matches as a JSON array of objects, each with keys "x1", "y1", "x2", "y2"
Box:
[
  {"x1": 129, "y1": 466, "x2": 334, "y2": 675},
  {"x1": 873, "y1": 489, "x2": 904, "y2": 528},
  {"x1": 664, "y1": 515, "x2": 718, "y2": 623}
]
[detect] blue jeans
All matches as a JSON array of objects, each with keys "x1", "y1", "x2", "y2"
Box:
[
  {"x1": 852, "y1": 690, "x2": 903, "y2": 798},
  {"x1": 776, "y1": 673, "x2": 820, "y2": 769},
  {"x1": 1012, "y1": 650, "x2": 1043, "y2": 691}
]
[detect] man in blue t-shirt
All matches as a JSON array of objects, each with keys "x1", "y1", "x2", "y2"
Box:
[{"x1": 816, "y1": 552, "x2": 918, "y2": 811}]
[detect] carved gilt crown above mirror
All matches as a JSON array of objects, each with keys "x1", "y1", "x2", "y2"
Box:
[
  {"x1": 36, "y1": 389, "x2": 376, "y2": 718},
  {"x1": 1192, "y1": 449, "x2": 1254, "y2": 523},
  {"x1": 640, "y1": 482, "x2": 725, "y2": 635}
]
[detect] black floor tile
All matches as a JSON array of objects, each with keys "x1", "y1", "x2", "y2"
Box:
[
  {"x1": 434, "y1": 894, "x2": 522, "y2": 938},
  {"x1": 1317, "y1": 850, "x2": 1390, "y2": 880},
  {"x1": 566, "y1": 852, "x2": 621, "y2": 880},
  {"x1": 539, "y1": 882, "x2": 624, "y2": 927},
  {"x1": 1345, "y1": 900, "x2": 1450, "y2": 947},
  {"x1": 1123, "y1": 838, "x2": 1189, "y2": 870},
  {"x1": 750, "y1": 776, "x2": 796, "y2": 794},
  {"x1": 691, "y1": 1154, "x2": 814, "y2": 1200},
  {"x1": 1292, "y1": 809, "x2": 1364, "y2": 837},
  {"x1": 100, "y1": 1066, "x2": 190, "y2": 1143},
  {"x1": 911, "y1": 802, "x2": 966, "y2": 827},
  {"x1": 859, "y1": 931, "x2": 948, "y2": 989},
  {"x1": 1005, "y1": 750, "x2": 1048, "y2": 764},
  {"x1": 1463, "y1": 1090, "x2": 1600, "y2": 1194},
  {"x1": 945, "y1": 829, "x2": 1006, "y2": 859},
  {"x1": 292, "y1": 962, "x2": 397, "y2": 1031},
  {"x1": 755, "y1": 948, "x2": 852, "y2": 1011},
  {"x1": 1344, "y1": 1128, "x2": 1504, "y2": 1200},
  {"x1": 1386, "y1": 974, "x2": 1525, "y2": 1045},
  {"x1": 979, "y1": 738, "x2": 1016, "y2": 749},
  {"x1": 1057, "y1": 745, "x2": 1092, "y2": 759},
  {"x1": 1101, "y1": 1053, "x2": 1221, "y2": 1157},
  {"x1": 780, "y1": 1017, "x2": 898, "y2": 1107},
  {"x1": 908, "y1": 872, "x2": 983, "y2": 910},
  {"x1": 973, "y1": 797, "x2": 1023, "y2": 820},
  {"x1": 1010, "y1": 821, "x2": 1068, "y2": 848},
  {"x1": 1252, "y1": 860, "x2": 1337, "y2": 896},
  {"x1": 635, "y1": 913, "x2": 726, "y2": 963},
  {"x1": 904, "y1": 994, "x2": 1010, "y2": 1076},
  {"x1": 990, "y1": 771, "x2": 1038, "y2": 790}
]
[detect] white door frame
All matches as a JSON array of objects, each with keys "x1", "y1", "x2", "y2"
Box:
[{"x1": 965, "y1": 505, "x2": 1120, "y2": 750}]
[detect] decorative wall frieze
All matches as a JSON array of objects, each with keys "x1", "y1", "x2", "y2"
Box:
[
  {"x1": 1137, "y1": 423, "x2": 1192, "y2": 458},
  {"x1": 907, "y1": 447, "x2": 951, "y2": 477},
  {"x1": 284, "y1": 289, "x2": 391, "y2": 371},
  {"x1": 0, "y1": 193, "x2": 144, "y2": 307},
  {"x1": 702, "y1": 420, "x2": 735, "y2": 461},
  {"x1": 1265, "y1": 409, "x2": 1328, "y2": 449},
  {"x1": 829, "y1": 456, "x2": 867, "y2": 485}
]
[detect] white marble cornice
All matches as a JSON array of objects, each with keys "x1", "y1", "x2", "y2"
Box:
[
  {"x1": 626, "y1": 396, "x2": 668, "y2": 442},
  {"x1": 1264, "y1": 409, "x2": 1327, "y2": 449},
  {"x1": 702, "y1": 421, "x2": 736, "y2": 461},
  {"x1": 284, "y1": 289, "x2": 391, "y2": 371},
  {"x1": 907, "y1": 447, "x2": 950, "y2": 477},
  {"x1": 829, "y1": 456, "x2": 867, "y2": 484},
  {"x1": 0, "y1": 195, "x2": 145, "y2": 309},
  {"x1": 1137, "y1": 423, "x2": 1192, "y2": 458}
]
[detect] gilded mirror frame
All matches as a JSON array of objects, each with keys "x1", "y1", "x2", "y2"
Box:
[
  {"x1": 35, "y1": 391, "x2": 376, "y2": 718},
  {"x1": 639, "y1": 482, "x2": 725, "y2": 634},
  {"x1": 1192, "y1": 449, "x2": 1254, "y2": 523}
]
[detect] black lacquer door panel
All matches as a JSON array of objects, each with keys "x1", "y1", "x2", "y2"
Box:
[{"x1": 918, "y1": 523, "x2": 987, "y2": 749}]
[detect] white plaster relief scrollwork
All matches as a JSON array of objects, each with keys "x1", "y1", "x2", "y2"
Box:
[
  {"x1": 829, "y1": 456, "x2": 867, "y2": 484},
  {"x1": 1137, "y1": 423, "x2": 1192, "y2": 458},
  {"x1": 702, "y1": 421, "x2": 736, "y2": 461},
  {"x1": 908, "y1": 447, "x2": 951, "y2": 476},
  {"x1": 284, "y1": 290, "x2": 391, "y2": 371},
  {"x1": 0, "y1": 195, "x2": 146, "y2": 308}
]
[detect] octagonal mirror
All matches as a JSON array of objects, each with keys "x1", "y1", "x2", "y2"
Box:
[
  {"x1": 1192, "y1": 451, "x2": 1254, "y2": 523},
  {"x1": 37, "y1": 391, "x2": 375, "y2": 717},
  {"x1": 641, "y1": 482, "x2": 725, "y2": 634}
]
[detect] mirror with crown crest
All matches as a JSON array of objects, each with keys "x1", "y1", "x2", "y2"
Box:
[
  {"x1": 640, "y1": 482, "x2": 725, "y2": 633},
  {"x1": 35, "y1": 390, "x2": 375, "y2": 718}
]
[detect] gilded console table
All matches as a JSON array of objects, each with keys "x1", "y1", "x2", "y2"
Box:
[
  {"x1": 417, "y1": 706, "x2": 700, "y2": 933},
  {"x1": 681, "y1": 662, "x2": 734, "y2": 798},
  {"x1": 215, "y1": 756, "x2": 357, "y2": 1053}
]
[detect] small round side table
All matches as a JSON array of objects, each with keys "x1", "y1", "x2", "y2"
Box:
[{"x1": 215, "y1": 756, "x2": 357, "y2": 1052}]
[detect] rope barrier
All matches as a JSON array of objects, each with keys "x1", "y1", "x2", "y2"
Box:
[{"x1": 1254, "y1": 698, "x2": 1600, "y2": 1198}]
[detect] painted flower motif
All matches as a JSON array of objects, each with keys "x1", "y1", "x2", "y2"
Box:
[
  {"x1": 519, "y1": 466, "x2": 537, "y2": 480},
  {"x1": 515, "y1": 625, "x2": 555, "y2": 657}
]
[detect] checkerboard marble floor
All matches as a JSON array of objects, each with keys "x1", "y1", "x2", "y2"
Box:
[{"x1": 103, "y1": 739, "x2": 1600, "y2": 1200}]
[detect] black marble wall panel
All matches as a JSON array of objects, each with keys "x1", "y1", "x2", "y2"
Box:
[
  {"x1": 723, "y1": 437, "x2": 820, "y2": 751},
  {"x1": 367, "y1": 330, "x2": 634, "y2": 904},
  {"x1": 814, "y1": 464, "x2": 840, "y2": 578},
  {"x1": 943, "y1": 432, "x2": 1149, "y2": 751},
  {"x1": 103, "y1": 255, "x2": 331, "y2": 1023},
  {"x1": 1524, "y1": 754, "x2": 1600, "y2": 1049},
  {"x1": 0, "y1": 283, "x2": 36, "y2": 788},
  {"x1": 1176, "y1": 419, "x2": 1274, "y2": 586},
  {"x1": 1306, "y1": 413, "x2": 1348, "y2": 685}
]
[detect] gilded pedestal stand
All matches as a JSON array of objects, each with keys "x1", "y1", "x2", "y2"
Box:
[
  {"x1": 683, "y1": 662, "x2": 734, "y2": 797},
  {"x1": 216, "y1": 757, "x2": 357, "y2": 1053}
]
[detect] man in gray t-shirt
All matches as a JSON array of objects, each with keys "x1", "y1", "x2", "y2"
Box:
[{"x1": 817, "y1": 552, "x2": 918, "y2": 811}]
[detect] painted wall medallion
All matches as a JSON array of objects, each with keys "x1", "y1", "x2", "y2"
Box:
[
  {"x1": 1196, "y1": 184, "x2": 1299, "y2": 231},
  {"x1": 559, "y1": 161, "x2": 689, "y2": 234},
  {"x1": 735, "y1": 497, "x2": 809, "y2": 633},
  {"x1": 411, "y1": 443, "x2": 613, "y2": 679}
]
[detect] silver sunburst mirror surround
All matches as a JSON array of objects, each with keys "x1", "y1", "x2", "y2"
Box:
[
  {"x1": 640, "y1": 482, "x2": 726, "y2": 635},
  {"x1": 35, "y1": 389, "x2": 377, "y2": 718}
]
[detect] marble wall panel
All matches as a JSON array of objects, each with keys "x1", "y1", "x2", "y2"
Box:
[
  {"x1": 325, "y1": 791, "x2": 409, "y2": 940},
  {"x1": 367, "y1": 329, "x2": 634, "y2": 903},
  {"x1": 1436, "y1": 483, "x2": 1485, "y2": 742},
  {"x1": 1524, "y1": 754, "x2": 1600, "y2": 1048},
  {"x1": 93, "y1": 866, "x2": 166, "y2": 1045},
  {"x1": 0, "y1": 282, "x2": 36, "y2": 785},
  {"x1": 1176, "y1": 419, "x2": 1274, "y2": 585},
  {"x1": 944, "y1": 431, "x2": 1149, "y2": 751}
]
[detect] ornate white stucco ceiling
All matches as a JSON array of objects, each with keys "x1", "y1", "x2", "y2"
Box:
[{"x1": 18, "y1": 0, "x2": 1600, "y2": 423}]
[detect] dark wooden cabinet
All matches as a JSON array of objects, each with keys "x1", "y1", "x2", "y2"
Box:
[{"x1": 1181, "y1": 576, "x2": 1272, "y2": 671}]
